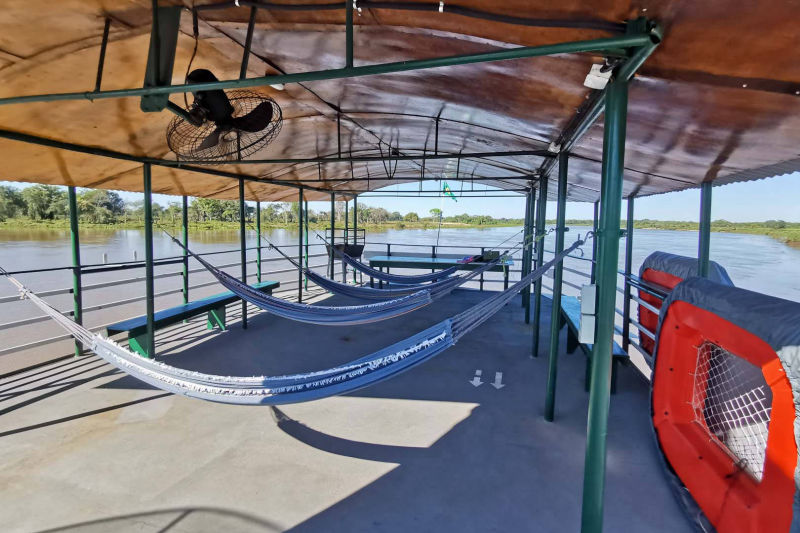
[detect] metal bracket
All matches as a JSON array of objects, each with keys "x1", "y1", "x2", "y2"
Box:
[{"x1": 141, "y1": 6, "x2": 182, "y2": 113}]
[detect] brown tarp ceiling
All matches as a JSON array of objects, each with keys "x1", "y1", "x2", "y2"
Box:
[{"x1": 0, "y1": 0, "x2": 798, "y2": 202}]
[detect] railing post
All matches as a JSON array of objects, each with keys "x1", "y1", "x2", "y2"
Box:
[
  {"x1": 581, "y1": 78, "x2": 629, "y2": 533},
  {"x1": 329, "y1": 193, "x2": 335, "y2": 278},
  {"x1": 143, "y1": 163, "x2": 156, "y2": 357},
  {"x1": 239, "y1": 178, "x2": 247, "y2": 329},
  {"x1": 544, "y1": 151, "x2": 568, "y2": 421},
  {"x1": 524, "y1": 188, "x2": 536, "y2": 321},
  {"x1": 621, "y1": 197, "x2": 634, "y2": 351},
  {"x1": 68, "y1": 186, "x2": 83, "y2": 357},
  {"x1": 182, "y1": 195, "x2": 189, "y2": 302},
  {"x1": 343, "y1": 199, "x2": 349, "y2": 281},
  {"x1": 531, "y1": 176, "x2": 548, "y2": 357},
  {"x1": 298, "y1": 187, "x2": 304, "y2": 302},
  {"x1": 698, "y1": 181, "x2": 712, "y2": 277},
  {"x1": 352, "y1": 195, "x2": 358, "y2": 283},
  {"x1": 345, "y1": 0, "x2": 354, "y2": 68},
  {"x1": 431, "y1": 245, "x2": 436, "y2": 273},
  {"x1": 256, "y1": 201, "x2": 262, "y2": 283},
  {"x1": 590, "y1": 201, "x2": 599, "y2": 283},
  {"x1": 304, "y1": 199, "x2": 309, "y2": 289},
  {"x1": 480, "y1": 247, "x2": 485, "y2": 291},
  {"x1": 521, "y1": 189, "x2": 532, "y2": 310}
]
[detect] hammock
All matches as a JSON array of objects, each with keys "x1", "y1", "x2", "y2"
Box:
[
  {"x1": 171, "y1": 236, "x2": 434, "y2": 325},
  {"x1": 321, "y1": 235, "x2": 459, "y2": 285},
  {"x1": 243, "y1": 231, "x2": 507, "y2": 301},
  {"x1": 2, "y1": 235, "x2": 588, "y2": 406}
]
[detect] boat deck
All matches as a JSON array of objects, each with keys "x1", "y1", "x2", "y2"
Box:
[{"x1": 0, "y1": 289, "x2": 692, "y2": 532}]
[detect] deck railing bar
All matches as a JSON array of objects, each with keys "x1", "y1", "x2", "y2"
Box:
[
  {"x1": 0, "y1": 280, "x2": 327, "y2": 358},
  {"x1": 629, "y1": 318, "x2": 656, "y2": 340},
  {"x1": 628, "y1": 293, "x2": 660, "y2": 315},
  {"x1": 561, "y1": 265, "x2": 591, "y2": 278}
]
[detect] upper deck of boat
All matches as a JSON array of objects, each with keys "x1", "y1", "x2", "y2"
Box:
[{"x1": 0, "y1": 289, "x2": 692, "y2": 532}]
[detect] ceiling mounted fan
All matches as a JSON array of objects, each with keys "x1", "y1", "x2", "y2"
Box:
[{"x1": 166, "y1": 69, "x2": 283, "y2": 161}]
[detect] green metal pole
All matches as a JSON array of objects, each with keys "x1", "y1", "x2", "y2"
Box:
[
  {"x1": 521, "y1": 190, "x2": 531, "y2": 309},
  {"x1": 256, "y1": 201, "x2": 262, "y2": 283},
  {"x1": 353, "y1": 195, "x2": 359, "y2": 284},
  {"x1": 143, "y1": 164, "x2": 156, "y2": 357},
  {"x1": 182, "y1": 195, "x2": 189, "y2": 304},
  {"x1": 304, "y1": 199, "x2": 309, "y2": 290},
  {"x1": 581, "y1": 78, "x2": 629, "y2": 533},
  {"x1": 330, "y1": 193, "x2": 336, "y2": 278},
  {"x1": 544, "y1": 152, "x2": 568, "y2": 421},
  {"x1": 68, "y1": 186, "x2": 83, "y2": 357},
  {"x1": 698, "y1": 181, "x2": 712, "y2": 277},
  {"x1": 345, "y1": 0, "x2": 354, "y2": 68},
  {"x1": 524, "y1": 188, "x2": 536, "y2": 322},
  {"x1": 621, "y1": 198, "x2": 634, "y2": 351},
  {"x1": 0, "y1": 34, "x2": 653, "y2": 107},
  {"x1": 298, "y1": 187, "x2": 304, "y2": 303},
  {"x1": 239, "y1": 179, "x2": 247, "y2": 329},
  {"x1": 590, "y1": 201, "x2": 599, "y2": 283},
  {"x1": 531, "y1": 176, "x2": 548, "y2": 357}
]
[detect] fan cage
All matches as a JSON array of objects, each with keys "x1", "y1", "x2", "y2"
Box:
[
  {"x1": 166, "y1": 90, "x2": 282, "y2": 161},
  {"x1": 692, "y1": 341, "x2": 772, "y2": 481}
]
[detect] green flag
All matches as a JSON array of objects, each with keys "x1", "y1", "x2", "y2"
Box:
[{"x1": 442, "y1": 181, "x2": 457, "y2": 202}]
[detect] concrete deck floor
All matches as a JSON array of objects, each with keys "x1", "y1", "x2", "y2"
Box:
[{"x1": 0, "y1": 289, "x2": 693, "y2": 532}]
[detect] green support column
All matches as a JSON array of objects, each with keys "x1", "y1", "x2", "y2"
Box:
[
  {"x1": 344, "y1": 199, "x2": 349, "y2": 282},
  {"x1": 531, "y1": 176, "x2": 548, "y2": 357},
  {"x1": 544, "y1": 152, "x2": 569, "y2": 421},
  {"x1": 256, "y1": 201, "x2": 262, "y2": 283},
  {"x1": 239, "y1": 179, "x2": 247, "y2": 329},
  {"x1": 330, "y1": 193, "x2": 336, "y2": 278},
  {"x1": 345, "y1": 0, "x2": 354, "y2": 68},
  {"x1": 621, "y1": 197, "x2": 634, "y2": 351},
  {"x1": 304, "y1": 199, "x2": 309, "y2": 290},
  {"x1": 143, "y1": 164, "x2": 156, "y2": 357},
  {"x1": 68, "y1": 186, "x2": 83, "y2": 357},
  {"x1": 352, "y1": 195, "x2": 358, "y2": 283},
  {"x1": 581, "y1": 79, "x2": 629, "y2": 533},
  {"x1": 525, "y1": 188, "x2": 536, "y2": 322},
  {"x1": 521, "y1": 190, "x2": 532, "y2": 309},
  {"x1": 298, "y1": 187, "x2": 304, "y2": 303},
  {"x1": 182, "y1": 195, "x2": 189, "y2": 304},
  {"x1": 590, "y1": 201, "x2": 599, "y2": 283},
  {"x1": 698, "y1": 181, "x2": 712, "y2": 277}
]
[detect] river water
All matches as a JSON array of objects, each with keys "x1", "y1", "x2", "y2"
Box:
[{"x1": 1, "y1": 225, "x2": 798, "y2": 371}]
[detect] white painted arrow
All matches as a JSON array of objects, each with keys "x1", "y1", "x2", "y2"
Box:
[
  {"x1": 470, "y1": 369, "x2": 484, "y2": 387},
  {"x1": 491, "y1": 372, "x2": 505, "y2": 390}
]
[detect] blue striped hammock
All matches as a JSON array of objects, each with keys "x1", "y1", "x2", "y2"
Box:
[{"x1": 4, "y1": 236, "x2": 586, "y2": 406}]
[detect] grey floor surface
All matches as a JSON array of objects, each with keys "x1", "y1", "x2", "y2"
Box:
[{"x1": 0, "y1": 289, "x2": 693, "y2": 532}]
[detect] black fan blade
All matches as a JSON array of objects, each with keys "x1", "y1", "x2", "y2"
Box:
[
  {"x1": 187, "y1": 69, "x2": 234, "y2": 123},
  {"x1": 229, "y1": 102, "x2": 274, "y2": 133},
  {"x1": 197, "y1": 127, "x2": 224, "y2": 151}
]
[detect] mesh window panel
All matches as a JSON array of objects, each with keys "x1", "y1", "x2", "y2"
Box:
[{"x1": 692, "y1": 342, "x2": 773, "y2": 481}]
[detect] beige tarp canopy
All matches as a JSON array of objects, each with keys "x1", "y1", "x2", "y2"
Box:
[{"x1": 0, "y1": 0, "x2": 798, "y2": 202}]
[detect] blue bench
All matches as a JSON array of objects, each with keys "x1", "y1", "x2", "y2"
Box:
[
  {"x1": 106, "y1": 280, "x2": 280, "y2": 358},
  {"x1": 559, "y1": 295, "x2": 629, "y2": 394}
]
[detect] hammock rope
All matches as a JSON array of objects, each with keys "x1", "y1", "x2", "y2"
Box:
[{"x1": 1, "y1": 233, "x2": 589, "y2": 406}]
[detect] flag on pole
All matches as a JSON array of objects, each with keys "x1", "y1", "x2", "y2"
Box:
[{"x1": 442, "y1": 181, "x2": 457, "y2": 202}]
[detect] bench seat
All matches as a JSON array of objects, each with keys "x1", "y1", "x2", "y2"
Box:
[
  {"x1": 106, "y1": 280, "x2": 280, "y2": 357},
  {"x1": 559, "y1": 294, "x2": 629, "y2": 394}
]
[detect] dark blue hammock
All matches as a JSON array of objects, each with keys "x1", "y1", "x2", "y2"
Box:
[
  {"x1": 336, "y1": 249, "x2": 460, "y2": 284},
  {"x1": 168, "y1": 235, "x2": 435, "y2": 325}
]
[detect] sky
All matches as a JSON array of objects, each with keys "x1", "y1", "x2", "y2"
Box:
[{"x1": 2, "y1": 171, "x2": 798, "y2": 222}]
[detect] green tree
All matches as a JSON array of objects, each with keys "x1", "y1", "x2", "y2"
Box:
[
  {"x1": 403, "y1": 212, "x2": 419, "y2": 222},
  {"x1": 429, "y1": 208, "x2": 442, "y2": 220},
  {"x1": 22, "y1": 185, "x2": 67, "y2": 220},
  {"x1": 0, "y1": 186, "x2": 25, "y2": 221},
  {"x1": 77, "y1": 189, "x2": 125, "y2": 223}
]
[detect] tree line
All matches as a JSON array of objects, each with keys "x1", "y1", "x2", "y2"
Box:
[{"x1": 0, "y1": 184, "x2": 522, "y2": 226}]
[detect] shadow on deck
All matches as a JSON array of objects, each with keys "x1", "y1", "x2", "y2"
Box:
[{"x1": 0, "y1": 289, "x2": 692, "y2": 532}]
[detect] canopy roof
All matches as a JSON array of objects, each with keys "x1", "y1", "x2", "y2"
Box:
[{"x1": 0, "y1": 1, "x2": 798, "y2": 202}]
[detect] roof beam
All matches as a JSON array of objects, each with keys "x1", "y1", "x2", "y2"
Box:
[{"x1": 0, "y1": 33, "x2": 654, "y2": 106}]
